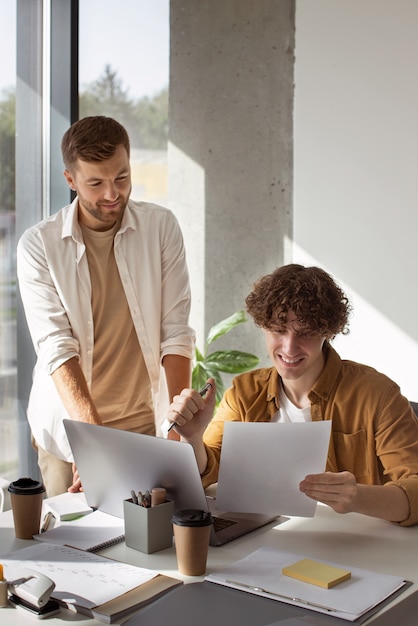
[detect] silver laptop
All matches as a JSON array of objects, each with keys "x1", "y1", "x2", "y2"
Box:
[{"x1": 63, "y1": 420, "x2": 276, "y2": 547}]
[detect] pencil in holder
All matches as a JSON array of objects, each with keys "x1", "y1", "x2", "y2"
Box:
[{"x1": 123, "y1": 498, "x2": 174, "y2": 554}]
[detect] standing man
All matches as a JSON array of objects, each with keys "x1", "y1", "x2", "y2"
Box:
[
  {"x1": 17, "y1": 116, "x2": 195, "y2": 496},
  {"x1": 167, "y1": 264, "x2": 418, "y2": 526}
]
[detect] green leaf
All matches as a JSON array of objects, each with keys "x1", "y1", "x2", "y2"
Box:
[
  {"x1": 192, "y1": 362, "x2": 210, "y2": 390},
  {"x1": 206, "y1": 310, "x2": 248, "y2": 347},
  {"x1": 192, "y1": 309, "x2": 260, "y2": 407},
  {"x1": 205, "y1": 350, "x2": 260, "y2": 373},
  {"x1": 194, "y1": 345, "x2": 204, "y2": 362},
  {"x1": 202, "y1": 369, "x2": 225, "y2": 405},
  {"x1": 212, "y1": 371, "x2": 226, "y2": 405},
  {"x1": 192, "y1": 366, "x2": 225, "y2": 406}
]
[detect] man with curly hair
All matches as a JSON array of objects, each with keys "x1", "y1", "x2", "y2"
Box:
[{"x1": 167, "y1": 264, "x2": 418, "y2": 526}]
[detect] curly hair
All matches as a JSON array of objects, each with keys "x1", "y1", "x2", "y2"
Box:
[
  {"x1": 61, "y1": 116, "x2": 130, "y2": 172},
  {"x1": 245, "y1": 264, "x2": 351, "y2": 340}
]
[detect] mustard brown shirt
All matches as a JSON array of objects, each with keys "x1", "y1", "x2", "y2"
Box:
[{"x1": 202, "y1": 345, "x2": 418, "y2": 526}]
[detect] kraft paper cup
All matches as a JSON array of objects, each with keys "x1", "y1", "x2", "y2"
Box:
[
  {"x1": 8, "y1": 478, "x2": 45, "y2": 539},
  {"x1": 172, "y1": 509, "x2": 212, "y2": 576}
]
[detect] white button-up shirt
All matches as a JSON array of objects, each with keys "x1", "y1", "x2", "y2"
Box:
[{"x1": 17, "y1": 198, "x2": 195, "y2": 461}]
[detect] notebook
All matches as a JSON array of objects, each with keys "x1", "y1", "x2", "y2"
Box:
[
  {"x1": 44, "y1": 491, "x2": 93, "y2": 521},
  {"x1": 34, "y1": 509, "x2": 125, "y2": 552},
  {"x1": 63, "y1": 420, "x2": 276, "y2": 547}
]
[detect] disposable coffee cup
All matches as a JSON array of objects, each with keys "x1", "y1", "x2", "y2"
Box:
[
  {"x1": 172, "y1": 509, "x2": 212, "y2": 576},
  {"x1": 8, "y1": 478, "x2": 45, "y2": 539}
]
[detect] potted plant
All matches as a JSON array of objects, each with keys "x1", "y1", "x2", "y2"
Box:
[{"x1": 192, "y1": 310, "x2": 260, "y2": 405}]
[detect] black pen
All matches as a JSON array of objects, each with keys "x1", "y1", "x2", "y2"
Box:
[{"x1": 167, "y1": 382, "x2": 212, "y2": 432}]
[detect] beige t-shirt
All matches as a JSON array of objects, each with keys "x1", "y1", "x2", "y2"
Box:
[{"x1": 80, "y1": 222, "x2": 155, "y2": 435}]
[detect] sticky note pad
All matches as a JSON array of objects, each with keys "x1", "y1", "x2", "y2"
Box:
[{"x1": 282, "y1": 559, "x2": 351, "y2": 589}]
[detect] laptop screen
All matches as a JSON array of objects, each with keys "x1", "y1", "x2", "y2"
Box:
[{"x1": 64, "y1": 420, "x2": 209, "y2": 518}]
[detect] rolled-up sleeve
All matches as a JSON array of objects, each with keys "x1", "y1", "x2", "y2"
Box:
[
  {"x1": 373, "y1": 384, "x2": 418, "y2": 526},
  {"x1": 385, "y1": 477, "x2": 418, "y2": 526},
  {"x1": 17, "y1": 226, "x2": 82, "y2": 375},
  {"x1": 159, "y1": 209, "x2": 195, "y2": 360}
]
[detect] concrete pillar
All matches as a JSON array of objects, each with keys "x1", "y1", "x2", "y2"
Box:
[{"x1": 169, "y1": 0, "x2": 294, "y2": 364}]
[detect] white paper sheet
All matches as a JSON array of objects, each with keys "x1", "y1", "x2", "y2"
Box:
[
  {"x1": 216, "y1": 421, "x2": 332, "y2": 516},
  {"x1": 205, "y1": 547, "x2": 406, "y2": 621},
  {"x1": 44, "y1": 491, "x2": 93, "y2": 521}
]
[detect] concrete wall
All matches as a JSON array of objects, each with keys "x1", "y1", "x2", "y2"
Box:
[
  {"x1": 169, "y1": 0, "x2": 294, "y2": 361},
  {"x1": 168, "y1": 0, "x2": 417, "y2": 398},
  {"x1": 294, "y1": 0, "x2": 418, "y2": 399}
]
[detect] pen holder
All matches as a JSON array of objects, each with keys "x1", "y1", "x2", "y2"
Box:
[{"x1": 123, "y1": 498, "x2": 174, "y2": 554}]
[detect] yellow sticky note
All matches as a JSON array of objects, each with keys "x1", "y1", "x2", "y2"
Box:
[{"x1": 282, "y1": 558, "x2": 351, "y2": 589}]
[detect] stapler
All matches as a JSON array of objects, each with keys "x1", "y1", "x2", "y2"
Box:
[{"x1": 8, "y1": 568, "x2": 60, "y2": 618}]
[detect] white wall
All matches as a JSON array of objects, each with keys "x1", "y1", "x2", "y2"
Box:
[{"x1": 294, "y1": 0, "x2": 418, "y2": 399}]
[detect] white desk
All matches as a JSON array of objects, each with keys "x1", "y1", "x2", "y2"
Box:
[{"x1": 0, "y1": 504, "x2": 417, "y2": 625}]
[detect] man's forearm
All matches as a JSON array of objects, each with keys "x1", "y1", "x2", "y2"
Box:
[
  {"x1": 162, "y1": 354, "x2": 192, "y2": 401},
  {"x1": 51, "y1": 356, "x2": 102, "y2": 424},
  {"x1": 355, "y1": 483, "x2": 410, "y2": 523},
  {"x1": 163, "y1": 354, "x2": 192, "y2": 441},
  {"x1": 184, "y1": 436, "x2": 209, "y2": 475}
]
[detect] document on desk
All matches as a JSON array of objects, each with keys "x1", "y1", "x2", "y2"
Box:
[
  {"x1": 205, "y1": 547, "x2": 407, "y2": 622},
  {"x1": 1, "y1": 542, "x2": 182, "y2": 622}
]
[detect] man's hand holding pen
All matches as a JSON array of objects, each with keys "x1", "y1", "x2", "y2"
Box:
[{"x1": 166, "y1": 379, "x2": 216, "y2": 440}]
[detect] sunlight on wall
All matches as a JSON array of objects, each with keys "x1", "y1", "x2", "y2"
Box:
[
  {"x1": 130, "y1": 149, "x2": 167, "y2": 206},
  {"x1": 290, "y1": 238, "x2": 418, "y2": 401},
  {"x1": 168, "y1": 142, "x2": 206, "y2": 346}
]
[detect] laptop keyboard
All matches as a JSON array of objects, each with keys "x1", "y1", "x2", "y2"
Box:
[{"x1": 212, "y1": 515, "x2": 238, "y2": 532}]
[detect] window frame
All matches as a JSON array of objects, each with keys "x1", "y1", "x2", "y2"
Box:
[{"x1": 15, "y1": 0, "x2": 78, "y2": 476}]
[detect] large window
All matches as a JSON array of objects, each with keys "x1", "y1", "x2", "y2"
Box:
[
  {"x1": 79, "y1": 0, "x2": 169, "y2": 206},
  {"x1": 0, "y1": 0, "x2": 17, "y2": 480},
  {"x1": 0, "y1": 0, "x2": 169, "y2": 482}
]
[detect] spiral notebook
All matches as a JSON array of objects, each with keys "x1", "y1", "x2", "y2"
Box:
[{"x1": 34, "y1": 509, "x2": 125, "y2": 552}]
